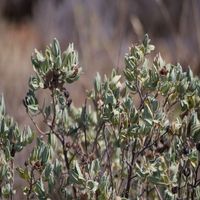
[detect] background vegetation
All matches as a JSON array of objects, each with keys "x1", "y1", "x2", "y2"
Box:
[{"x1": 0, "y1": 0, "x2": 200, "y2": 199}]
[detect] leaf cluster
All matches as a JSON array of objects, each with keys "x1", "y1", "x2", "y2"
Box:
[{"x1": 1, "y1": 35, "x2": 200, "y2": 199}]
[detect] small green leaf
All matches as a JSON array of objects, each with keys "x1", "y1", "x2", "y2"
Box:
[
  {"x1": 142, "y1": 102, "x2": 153, "y2": 126},
  {"x1": 52, "y1": 38, "x2": 61, "y2": 57},
  {"x1": 94, "y1": 73, "x2": 101, "y2": 93},
  {"x1": 86, "y1": 180, "x2": 99, "y2": 192},
  {"x1": 35, "y1": 49, "x2": 45, "y2": 62},
  {"x1": 192, "y1": 124, "x2": 200, "y2": 142},
  {"x1": 35, "y1": 179, "x2": 46, "y2": 199},
  {"x1": 16, "y1": 167, "x2": 30, "y2": 181}
]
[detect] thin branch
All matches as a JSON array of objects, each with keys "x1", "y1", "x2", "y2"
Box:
[
  {"x1": 83, "y1": 99, "x2": 88, "y2": 154},
  {"x1": 61, "y1": 135, "x2": 77, "y2": 198},
  {"x1": 124, "y1": 139, "x2": 137, "y2": 198},
  {"x1": 154, "y1": 185, "x2": 164, "y2": 200},
  {"x1": 162, "y1": 91, "x2": 173, "y2": 109},
  {"x1": 27, "y1": 167, "x2": 35, "y2": 200},
  {"x1": 51, "y1": 89, "x2": 56, "y2": 129},
  {"x1": 166, "y1": 100, "x2": 178, "y2": 112},
  {"x1": 92, "y1": 122, "x2": 105, "y2": 152},
  {"x1": 117, "y1": 147, "x2": 126, "y2": 194},
  {"x1": 102, "y1": 125, "x2": 114, "y2": 197},
  {"x1": 136, "y1": 78, "x2": 146, "y2": 111},
  {"x1": 27, "y1": 111, "x2": 48, "y2": 135},
  {"x1": 10, "y1": 158, "x2": 14, "y2": 200},
  {"x1": 137, "y1": 129, "x2": 168, "y2": 156}
]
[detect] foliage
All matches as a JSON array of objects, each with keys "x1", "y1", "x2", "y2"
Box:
[{"x1": 1, "y1": 35, "x2": 200, "y2": 199}]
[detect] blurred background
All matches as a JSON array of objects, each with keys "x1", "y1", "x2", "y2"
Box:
[{"x1": 0, "y1": 0, "x2": 200, "y2": 125}]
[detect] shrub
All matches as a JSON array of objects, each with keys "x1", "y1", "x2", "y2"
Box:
[{"x1": 1, "y1": 35, "x2": 200, "y2": 199}]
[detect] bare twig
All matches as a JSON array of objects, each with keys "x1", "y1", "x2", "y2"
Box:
[
  {"x1": 92, "y1": 122, "x2": 105, "y2": 152},
  {"x1": 102, "y1": 125, "x2": 114, "y2": 198},
  {"x1": 154, "y1": 185, "x2": 164, "y2": 200},
  {"x1": 82, "y1": 99, "x2": 88, "y2": 154},
  {"x1": 124, "y1": 139, "x2": 137, "y2": 198},
  {"x1": 27, "y1": 111, "x2": 47, "y2": 135},
  {"x1": 27, "y1": 167, "x2": 35, "y2": 200}
]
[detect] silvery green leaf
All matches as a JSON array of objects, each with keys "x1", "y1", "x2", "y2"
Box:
[
  {"x1": 66, "y1": 68, "x2": 82, "y2": 84},
  {"x1": 90, "y1": 159, "x2": 100, "y2": 176},
  {"x1": 110, "y1": 75, "x2": 121, "y2": 86},
  {"x1": 4, "y1": 146, "x2": 11, "y2": 161},
  {"x1": 44, "y1": 106, "x2": 51, "y2": 119},
  {"x1": 35, "y1": 49, "x2": 45, "y2": 62},
  {"x1": 2, "y1": 183, "x2": 11, "y2": 198},
  {"x1": 52, "y1": 38, "x2": 61, "y2": 57},
  {"x1": 0, "y1": 95, "x2": 5, "y2": 115},
  {"x1": 35, "y1": 179, "x2": 46, "y2": 198},
  {"x1": 143, "y1": 34, "x2": 155, "y2": 54},
  {"x1": 160, "y1": 81, "x2": 170, "y2": 95},
  {"x1": 94, "y1": 72, "x2": 101, "y2": 93},
  {"x1": 142, "y1": 102, "x2": 153, "y2": 126},
  {"x1": 48, "y1": 133, "x2": 57, "y2": 149},
  {"x1": 86, "y1": 180, "x2": 99, "y2": 192},
  {"x1": 44, "y1": 163, "x2": 52, "y2": 178},
  {"x1": 104, "y1": 90, "x2": 116, "y2": 105},
  {"x1": 54, "y1": 55, "x2": 62, "y2": 68},
  {"x1": 0, "y1": 118, "x2": 5, "y2": 133},
  {"x1": 125, "y1": 81, "x2": 137, "y2": 92},
  {"x1": 26, "y1": 126, "x2": 34, "y2": 144},
  {"x1": 149, "y1": 97, "x2": 159, "y2": 112},
  {"x1": 31, "y1": 56, "x2": 40, "y2": 69},
  {"x1": 180, "y1": 100, "x2": 189, "y2": 111},
  {"x1": 16, "y1": 167, "x2": 30, "y2": 181},
  {"x1": 54, "y1": 159, "x2": 62, "y2": 176},
  {"x1": 168, "y1": 67, "x2": 176, "y2": 82},
  {"x1": 187, "y1": 67, "x2": 193, "y2": 81},
  {"x1": 192, "y1": 124, "x2": 200, "y2": 142},
  {"x1": 41, "y1": 146, "x2": 50, "y2": 164}
]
